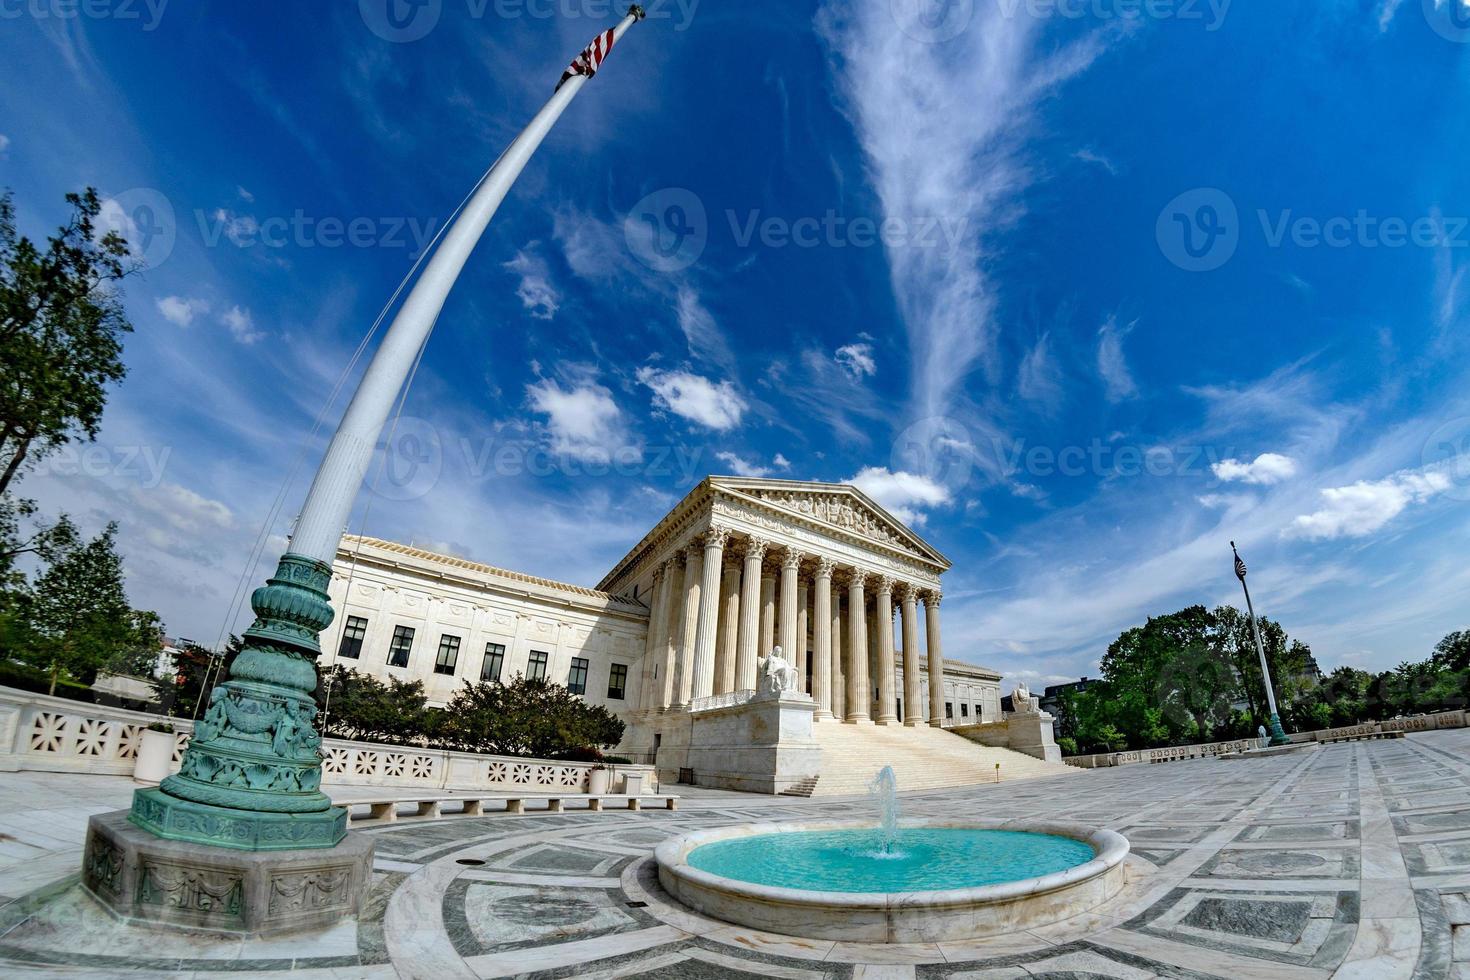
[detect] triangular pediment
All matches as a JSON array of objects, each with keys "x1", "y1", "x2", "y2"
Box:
[{"x1": 709, "y1": 477, "x2": 950, "y2": 570}]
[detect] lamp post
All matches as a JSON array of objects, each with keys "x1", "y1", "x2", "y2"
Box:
[{"x1": 1232, "y1": 541, "x2": 1289, "y2": 747}]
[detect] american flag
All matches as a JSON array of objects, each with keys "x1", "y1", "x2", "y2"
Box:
[
  {"x1": 558, "y1": 28, "x2": 618, "y2": 90},
  {"x1": 1232, "y1": 542, "x2": 1247, "y2": 581}
]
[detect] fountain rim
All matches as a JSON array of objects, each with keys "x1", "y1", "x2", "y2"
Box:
[{"x1": 655, "y1": 817, "x2": 1129, "y2": 911}]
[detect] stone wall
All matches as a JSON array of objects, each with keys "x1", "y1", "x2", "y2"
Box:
[
  {"x1": 1062, "y1": 710, "x2": 1469, "y2": 768},
  {"x1": 0, "y1": 685, "x2": 656, "y2": 793}
]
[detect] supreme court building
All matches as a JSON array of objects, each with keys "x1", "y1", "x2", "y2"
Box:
[{"x1": 318, "y1": 477, "x2": 1003, "y2": 761}]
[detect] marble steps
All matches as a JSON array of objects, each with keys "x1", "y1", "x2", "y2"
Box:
[{"x1": 808, "y1": 720, "x2": 1072, "y2": 796}]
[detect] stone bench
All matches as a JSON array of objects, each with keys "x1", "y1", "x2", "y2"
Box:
[
  {"x1": 342, "y1": 792, "x2": 679, "y2": 824},
  {"x1": 1318, "y1": 730, "x2": 1405, "y2": 745}
]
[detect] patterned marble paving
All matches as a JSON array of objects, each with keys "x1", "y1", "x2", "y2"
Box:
[{"x1": 4, "y1": 729, "x2": 1470, "y2": 977}]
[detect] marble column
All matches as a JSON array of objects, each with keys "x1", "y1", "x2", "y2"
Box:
[
  {"x1": 671, "y1": 543, "x2": 703, "y2": 709},
  {"x1": 759, "y1": 568, "x2": 777, "y2": 658},
  {"x1": 734, "y1": 537, "x2": 767, "y2": 691},
  {"x1": 846, "y1": 571, "x2": 870, "y2": 723},
  {"x1": 874, "y1": 577, "x2": 897, "y2": 724},
  {"x1": 637, "y1": 562, "x2": 669, "y2": 709},
  {"x1": 811, "y1": 558, "x2": 834, "y2": 718},
  {"x1": 900, "y1": 584, "x2": 922, "y2": 726},
  {"x1": 689, "y1": 527, "x2": 728, "y2": 702},
  {"x1": 796, "y1": 578, "x2": 809, "y2": 693},
  {"x1": 925, "y1": 591, "x2": 945, "y2": 727},
  {"x1": 830, "y1": 583, "x2": 845, "y2": 720},
  {"x1": 659, "y1": 554, "x2": 686, "y2": 709},
  {"x1": 715, "y1": 554, "x2": 741, "y2": 694},
  {"x1": 778, "y1": 549, "x2": 801, "y2": 663}
]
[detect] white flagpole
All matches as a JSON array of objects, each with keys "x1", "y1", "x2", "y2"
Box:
[{"x1": 288, "y1": 5, "x2": 646, "y2": 567}]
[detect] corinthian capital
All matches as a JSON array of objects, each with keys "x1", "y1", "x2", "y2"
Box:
[
  {"x1": 848, "y1": 569, "x2": 869, "y2": 590},
  {"x1": 743, "y1": 536, "x2": 769, "y2": 562},
  {"x1": 813, "y1": 556, "x2": 837, "y2": 581},
  {"x1": 780, "y1": 547, "x2": 804, "y2": 571},
  {"x1": 702, "y1": 526, "x2": 732, "y2": 550},
  {"x1": 923, "y1": 589, "x2": 942, "y2": 609},
  {"x1": 874, "y1": 575, "x2": 895, "y2": 596}
]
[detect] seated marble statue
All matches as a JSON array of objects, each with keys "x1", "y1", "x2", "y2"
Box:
[
  {"x1": 758, "y1": 646, "x2": 799, "y2": 697},
  {"x1": 1011, "y1": 682, "x2": 1040, "y2": 714}
]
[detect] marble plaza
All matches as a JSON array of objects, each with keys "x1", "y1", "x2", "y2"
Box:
[{"x1": 3, "y1": 729, "x2": 1470, "y2": 977}]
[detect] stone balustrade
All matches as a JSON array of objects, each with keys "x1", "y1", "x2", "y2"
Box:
[
  {"x1": 0, "y1": 685, "x2": 656, "y2": 793},
  {"x1": 1063, "y1": 710, "x2": 1468, "y2": 768}
]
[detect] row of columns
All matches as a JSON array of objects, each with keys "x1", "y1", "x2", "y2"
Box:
[{"x1": 636, "y1": 528, "x2": 945, "y2": 726}]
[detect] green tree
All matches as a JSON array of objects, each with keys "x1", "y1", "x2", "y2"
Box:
[
  {"x1": 444, "y1": 674, "x2": 625, "y2": 758},
  {"x1": 317, "y1": 666, "x2": 430, "y2": 744},
  {"x1": 1431, "y1": 631, "x2": 1470, "y2": 672},
  {"x1": 13, "y1": 522, "x2": 160, "y2": 694},
  {"x1": 0, "y1": 188, "x2": 135, "y2": 495},
  {"x1": 157, "y1": 635, "x2": 244, "y2": 717}
]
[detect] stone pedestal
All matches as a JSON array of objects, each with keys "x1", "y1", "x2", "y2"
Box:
[
  {"x1": 683, "y1": 693, "x2": 820, "y2": 794},
  {"x1": 1005, "y1": 710, "x2": 1061, "y2": 763},
  {"x1": 953, "y1": 710, "x2": 1062, "y2": 764},
  {"x1": 83, "y1": 810, "x2": 374, "y2": 937}
]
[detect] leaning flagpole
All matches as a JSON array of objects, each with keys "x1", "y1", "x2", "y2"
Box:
[
  {"x1": 292, "y1": 4, "x2": 646, "y2": 567},
  {"x1": 1232, "y1": 541, "x2": 1289, "y2": 747},
  {"x1": 125, "y1": 7, "x2": 649, "y2": 852}
]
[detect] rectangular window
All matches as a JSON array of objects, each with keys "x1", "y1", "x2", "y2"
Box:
[
  {"x1": 434, "y1": 634, "x2": 461, "y2": 675},
  {"x1": 568, "y1": 657, "x2": 589, "y2": 695},
  {"x1": 527, "y1": 650, "x2": 549, "y2": 681},
  {"x1": 607, "y1": 663, "x2": 628, "y2": 700},
  {"x1": 481, "y1": 643, "x2": 505, "y2": 683},
  {"x1": 945, "y1": 702, "x2": 954, "y2": 719},
  {"x1": 337, "y1": 616, "x2": 367, "y2": 660},
  {"x1": 388, "y1": 625, "x2": 415, "y2": 668},
  {"x1": 961, "y1": 703, "x2": 970, "y2": 718}
]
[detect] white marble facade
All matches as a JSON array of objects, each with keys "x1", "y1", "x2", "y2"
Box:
[{"x1": 317, "y1": 477, "x2": 1003, "y2": 758}]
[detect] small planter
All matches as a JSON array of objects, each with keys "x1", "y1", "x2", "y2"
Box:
[
  {"x1": 622, "y1": 772, "x2": 645, "y2": 795},
  {"x1": 134, "y1": 728, "x2": 175, "y2": 784},
  {"x1": 587, "y1": 767, "x2": 611, "y2": 795}
]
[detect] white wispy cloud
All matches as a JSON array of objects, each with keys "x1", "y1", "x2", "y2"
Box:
[
  {"x1": 817, "y1": 1, "x2": 1106, "y2": 418},
  {"x1": 503, "y1": 247, "x2": 560, "y2": 320},
  {"x1": 1377, "y1": 0, "x2": 1406, "y2": 31},
  {"x1": 637, "y1": 368, "x2": 747, "y2": 431},
  {"x1": 847, "y1": 466, "x2": 951, "y2": 526},
  {"x1": 835, "y1": 342, "x2": 877, "y2": 380},
  {"x1": 526, "y1": 373, "x2": 635, "y2": 463},
  {"x1": 714, "y1": 451, "x2": 792, "y2": 478},
  {"x1": 1072, "y1": 147, "x2": 1119, "y2": 175},
  {"x1": 157, "y1": 295, "x2": 210, "y2": 328},
  {"x1": 676, "y1": 287, "x2": 736, "y2": 372},
  {"x1": 221, "y1": 305, "x2": 263, "y2": 345},
  {"x1": 1017, "y1": 332, "x2": 1063, "y2": 412},
  {"x1": 1286, "y1": 465, "x2": 1454, "y2": 541},
  {"x1": 1096, "y1": 316, "x2": 1138, "y2": 402},
  {"x1": 1213, "y1": 453, "x2": 1298, "y2": 486}
]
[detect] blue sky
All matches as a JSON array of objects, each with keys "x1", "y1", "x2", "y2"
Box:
[{"x1": 3, "y1": 0, "x2": 1469, "y2": 687}]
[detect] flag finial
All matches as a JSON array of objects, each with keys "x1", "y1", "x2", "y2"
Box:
[{"x1": 628, "y1": 4, "x2": 646, "y2": 18}]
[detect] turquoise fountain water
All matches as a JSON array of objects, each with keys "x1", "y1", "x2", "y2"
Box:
[{"x1": 686, "y1": 765, "x2": 1096, "y2": 894}]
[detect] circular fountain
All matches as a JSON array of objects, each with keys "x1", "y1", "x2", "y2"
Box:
[{"x1": 654, "y1": 769, "x2": 1129, "y2": 942}]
